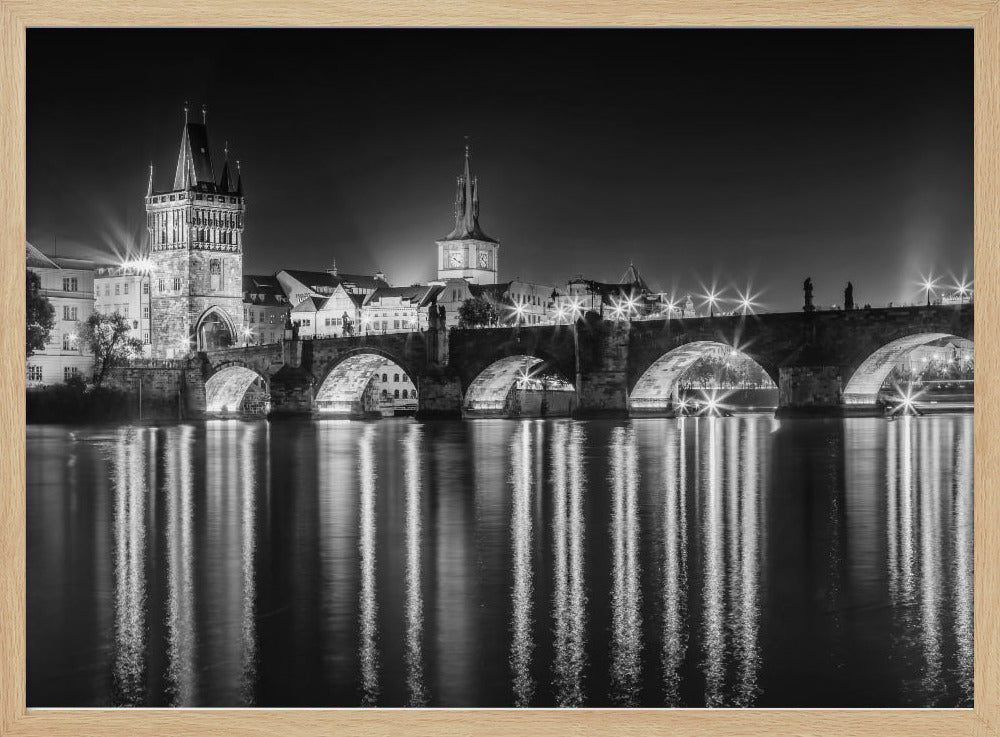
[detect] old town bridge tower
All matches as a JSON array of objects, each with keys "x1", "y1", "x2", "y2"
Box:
[{"x1": 146, "y1": 105, "x2": 245, "y2": 358}]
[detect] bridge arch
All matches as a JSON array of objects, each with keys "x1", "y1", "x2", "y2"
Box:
[
  {"x1": 628, "y1": 340, "x2": 777, "y2": 414},
  {"x1": 205, "y1": 362, "x2": 269, "y2": 414},
  {"x1": 314, "y1": 348, "x2": 418, "y2": 416},
  {"x1": 464, "y1": 353, "x2": 576, "y2": 416},
  {"x1": 843, "y1": 332, "x2": 974, "y2": 405}
]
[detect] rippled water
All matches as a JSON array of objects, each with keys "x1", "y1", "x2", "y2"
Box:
[{"x1": 26, "y1": 414, "x2": 973, "y2": 707}]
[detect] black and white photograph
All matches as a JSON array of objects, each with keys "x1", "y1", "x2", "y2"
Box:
[{"x1": 24, "y1": 28, "x2": 973, "y2": 708}]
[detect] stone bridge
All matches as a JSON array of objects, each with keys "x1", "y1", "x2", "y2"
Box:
[{"x1": 182, "y1": 303, "x2": 972, "y2": 418}]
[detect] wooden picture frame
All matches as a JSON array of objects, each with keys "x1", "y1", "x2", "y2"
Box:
[{"x1": 1, "y1": 2, "x2": 997, "y2": 735}]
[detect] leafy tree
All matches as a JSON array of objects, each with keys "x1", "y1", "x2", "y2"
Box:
[
  {"x1": 26, "y1": 270, "x2": 55, "y2": 358},
  {"x1": 457, "y1": 298, "x2": 500, "y2": 329},
  {"x1": 80, "y1": 312, "x2": 143, "y2": 386}
]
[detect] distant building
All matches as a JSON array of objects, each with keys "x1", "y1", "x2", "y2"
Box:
[
  {"x1": 242, "y1": 274, "x2": 290, "y2": 345},
  {"x1": 276, "y1": 267, "x2": 388, "y2": 308},
  {"x1": 290, "y1": 285, "x2": 365, "y2": 339},
  {"x1": 561, "y1": 263, "x2": 661, "y2": 319},
  {"x1": 94, "y1": 262, "x2": 153, "y2": 356},
  {"x1": 361, "y1": 284, "x2": 443, "y2": 334},
  {"x1": 25, "y1": 241, "x2": 95, "y2": 385},
  {"x1": 146, "y1": 107, "x2": 245, "y2": 357},
  {"x1": 363, "y1": 361, "x2": 419, "y2": 415},
  {"x1": 433, "y1": 278, "x2": 554, "y2": 328},
  {"x1": 435, "y1": 144, "x2": 499, "y2": 285}
]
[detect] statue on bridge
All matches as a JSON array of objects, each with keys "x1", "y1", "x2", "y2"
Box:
[
  {"x1": 844, "y1": 281, "x2": 855, "y2": 311},
  {"x1": 342, "y1": 312, "x2": 355, "y2": 337},
  {"x1": 803, "y1": 278, "x2": 815, "y2": 312}
]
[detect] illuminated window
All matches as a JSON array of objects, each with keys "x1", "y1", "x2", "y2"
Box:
[
  {"x1": 158, "y1": 279, "x2": 165, "y2": 293},
  {"x1": 27, "y1": 365, "x2": 42, "y2": 382},
  {"x1": 142, "y1": 282, "x2": 149, "y2": 295},
  {"x1": 62, "y1": 277, "x2": 78, "y2": 292},
  {"x1": 115, "y1": 283, "x2": 120, "y2": 296},
  {"x1": 142, "y1": 306, "x2": 149, "y2": 320},
  {"x1": 123, "y1": 282, "x2": 129, "y2": 295},
  {"x1": 62, "y1": 334, "x2": 71, "y2": 350},
  {"x1": 173, "y1": 278, "x2": 181, "y2": 291}
]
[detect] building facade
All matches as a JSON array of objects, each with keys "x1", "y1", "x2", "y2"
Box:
[
  {"x1": 146, "y1": 108, "x2": 245, "y2": 358},
  {"x1": 94, "y1": 263, "x2": 153, "y2": 357},
  {"x1": 25, "y1": 241, "x2": 95, "y2": 385},
  {"x1": 435, "y1": 145, "x2": 499, "y2": 285},
  {"x1": 360, "y1": 284, "x2": 443, "y2": 334},
  {"x1": 243, "y1": 274, "x2": 290, "y2": 346}
]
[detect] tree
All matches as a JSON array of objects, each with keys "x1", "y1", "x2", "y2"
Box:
[
  {"x1": 80, "y1": 312, "x2": 143, "y2": 386},
  {"x1": 26, "y1": 270, "x2": 55, "y2": 358},
  {"x1": 457, "y1": 298, "x2": 499, "y2": 329}
]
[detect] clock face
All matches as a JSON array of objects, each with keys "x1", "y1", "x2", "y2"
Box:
[
  {"x1": 449, "y1": 251, "x2": 463, "y2": 268},
  {"x1": 479, "y1": 251, "x2": 489, "y2": 268}
]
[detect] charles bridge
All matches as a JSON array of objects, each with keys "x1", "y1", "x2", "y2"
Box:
[{"x1": 107, "y1": 303, "x2": 974, "y2": 419}]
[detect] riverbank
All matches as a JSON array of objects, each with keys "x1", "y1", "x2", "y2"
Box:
[{"x1": 26, "y1": 384, "x2": 182, "y2": 424}]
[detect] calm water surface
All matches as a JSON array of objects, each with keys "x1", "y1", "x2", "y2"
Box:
[{"x1": 26, "y1": 415, "x2": 973, "y2": 707}]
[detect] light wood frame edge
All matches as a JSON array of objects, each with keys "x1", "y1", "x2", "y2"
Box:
[{"x1": 1, "y1": 2, "x2": 997, "y2": 735}]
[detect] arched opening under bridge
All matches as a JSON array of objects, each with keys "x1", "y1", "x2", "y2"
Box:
[
  {"x1": 464, "y1": 354, "x2": 576, "y2": 418},
  {"x1": 314, "y1": 352, "x2": 418, "y2": 417},
  {"x1": 205, "y1": 365, "x2": 269, "y2": 415},
  {"x1": 195, "y1": 307, "x2": 236, "y2": 352},
  {"x1": 629, "y1": 341, "x2": 777, "y2": 416},
  {"x1": 844, "y1": 333, "x2": 974, "y2": 409}
]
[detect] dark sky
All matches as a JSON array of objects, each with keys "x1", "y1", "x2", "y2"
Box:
[{"x1": 27, "y1": 29, "x2": 972, "y2": 312}]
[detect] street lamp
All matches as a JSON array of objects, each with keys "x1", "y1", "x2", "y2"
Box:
[
  {"x1": 702, "y1": 288, "x2": 721, "y2": 318},
  {"x1": 920, "y1": 274, "x2": 938, "y2": 306}
]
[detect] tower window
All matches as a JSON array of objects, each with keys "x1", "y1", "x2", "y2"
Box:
[
  {"x1": 173, "y1": 278, "x2": 181, "y2": 291},
  {"x1": 158, "y1": 279, "x2": 165, "y2": 293},
  {"x1": 210, "y1": 259, "x2": 222, "y2": 291}
]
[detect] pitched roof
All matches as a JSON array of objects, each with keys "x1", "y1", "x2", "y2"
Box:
[
  {"x1": 174, "y1": 123, "x2": 216, "y2": 190},
  {"x1": 366, "y1": 284, "x2": 443, "y2": 307},
  {"x1": 440, "y1": 146, "x2": 498, "y2": 244},
  {"x1": 243, "y1": 274, "x2": 287, "y2": 306},
  {"x1": 25, "y1": 241, "x2": 58, "y2": 269},
  {"x1": 282, "y1": 269, "x2": 389, "y2": 294},
  {"x1": 291, "y1": 296, "x2": 327, "y2": 313}
]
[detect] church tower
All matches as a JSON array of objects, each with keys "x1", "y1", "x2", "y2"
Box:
[
  {"x1": 146, "y1": 104, "x2": 245, "y2": 358},
  {"x1": 436, "y1": 143, "x2": 499, "y2": 284}
]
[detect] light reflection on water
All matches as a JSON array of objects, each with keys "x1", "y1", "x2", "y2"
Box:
[{"x1": 27, "y1": 415, "x2": 974, "y2": 708}]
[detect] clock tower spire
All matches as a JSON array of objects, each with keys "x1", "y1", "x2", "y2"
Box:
[{"x1": 435, "y1": 140, "x2": 499, "y2": 284}]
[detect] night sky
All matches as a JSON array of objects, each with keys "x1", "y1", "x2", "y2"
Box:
[{"x1": 27, "y1": 29, "x2": 972, "y2": 312}]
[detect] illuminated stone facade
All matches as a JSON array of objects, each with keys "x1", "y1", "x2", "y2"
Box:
[{"x1": 146, "y1": 110, "x2": 245, "y2": 358}]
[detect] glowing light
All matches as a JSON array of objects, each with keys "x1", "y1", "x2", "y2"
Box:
[
  {"x1": 509, "y1": 299, "x2": 528, "y2": 324},
  {"x1": 699, "y1": 388, "x2": 729, "y2": 417},
  {"x1": 736, "y1": 286, "x2": 760, "y2": 315},
  {"x1": 554, "y1": 306, "x2": 568, "y2": 323},
  {"x1": 700, "y1": 286, "x2": 723, "y2": 316},
  {"x1": 919, "y1": 273, "x2": 939, "y2": 304},
  {"x1": 891, "y1": 384, "x2": 925, "y2": 416},
  {"x1": 568, "y1": 298, "x2": 584, "y2": 320}
]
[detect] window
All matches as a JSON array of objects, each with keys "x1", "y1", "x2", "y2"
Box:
[
  {"x1": 143, "y1": 332, "x2": 150, "y2": 345},
  {"x1": 210, "y1": 259, "x2": 222, "y2": 291},
  {"x1": 249, "y1": 312, "x2": 256, "y2": 324},
  {"x1": 142, "y1": 306, "x2": 149, "y2": 320},
  {"x1": 394, "y1": 373, "x2": 400, "y2": 382},
  {"x1": 62, "y1": 334, "x2": 72, "y2": 350},
  {"x1": 115, "y1": 283, "x2": 120, "y2": 296},
  {"x1": 64, "y1": 367, "x2": 79, "y2": 381},
  {"x1": 394, "y1": 389, "x2": 400, "y2": 399},
  {"x1": 393, "y1": 320, "x2": 400, "y2": 330},
  {"x1": 26, "y1": 366, "x2": 42, "y2": 382},
  {"x1": 402, "y1": 389, "x2": 408, "y2": 399},
  {"x1": 381, "y1": 373, "x2": 388, "y2": 382},
  {"x1": 142, "y1": 282, "x2": 149, "y2": 295},
  {"x1": 173, "y1": 278, "x2": 181, "y2": 291},
  {"x1": 62, "y1": 306, "x2": 78, "y2": 321},
  {"x1": 123, "y1": 282, "x2": 129, "y2": 295},
  {"x1": 104, "y1": 284, "x2": 110, "y2": 296},
  {"x1": 158, "y1": 279, "x2": 165, "y2": 293},
  {"x1": 122, "y1": 305, "x2": 129, "y2": 318},
  {"x1": 63, "y1": 277, "x2": 78, "y2": 292}
]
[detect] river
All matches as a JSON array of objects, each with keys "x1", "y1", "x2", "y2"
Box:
[{"x1": 26, "y1": 414, "x2": 973, "y2": 707}]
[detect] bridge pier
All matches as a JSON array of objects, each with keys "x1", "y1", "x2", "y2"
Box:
[
  {"x1": 775, "y1": 365, "x2": 872, "y2": 418},
  {"x1": 268, "y1": 366, "x2": 315, "y2": 417},
  {"x1": 415, "y1": 374, "x2": 463, "y2": 419}
]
